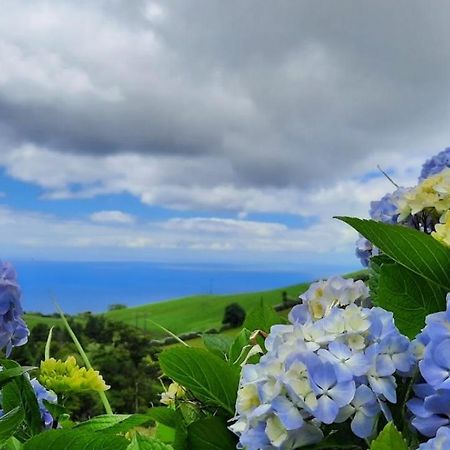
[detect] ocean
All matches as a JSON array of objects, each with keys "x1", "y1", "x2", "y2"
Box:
[{"x1": 11, "y1": 261, "x2": 357, "y2": 314}]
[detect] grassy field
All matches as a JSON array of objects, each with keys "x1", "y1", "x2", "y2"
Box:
[
  {"x1": 103, "y1": 282, "x2": 310, "y2": 338},
  {"x1": 24, "y1": 269, "x2": 367, "y2": 338},
  {"x1": 23, "y1": 314, "x2": 64, "y2": 329}
]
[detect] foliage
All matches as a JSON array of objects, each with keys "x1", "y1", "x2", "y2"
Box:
[{"x1": 222, "y1": 303, "x2": 246, "y2": 328}]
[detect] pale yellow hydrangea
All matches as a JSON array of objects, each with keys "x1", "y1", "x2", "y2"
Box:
[
  {"x1": 395, "y1": 168, "x2": 450, "y2": 220},
  {"x1": 432, "y1": 210, "x2": 450, "y2": 246},
  {"x1": 39, "y1": 356, "x2": 109, "y2": 393},
  {"x1": 160, "y1": 382, "x2": 186, "y2": 406}
]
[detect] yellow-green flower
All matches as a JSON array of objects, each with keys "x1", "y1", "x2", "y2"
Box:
[
  {"x1": 39, "y1": 356, "x2": 109, "y2": 394},
  {"x1": 432, "y1": 210, "x2": 450, "y2": 247},
  {"x1": 160, "y1": 382, "x2": 186, "y2": 406},
  {"x1": 396, "y1": 168, "x2": 450, "y2": 220}
]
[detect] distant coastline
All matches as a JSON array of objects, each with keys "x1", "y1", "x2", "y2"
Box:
[{"x1": 14, "y1": 260, "x2": 359, "y2": 315}]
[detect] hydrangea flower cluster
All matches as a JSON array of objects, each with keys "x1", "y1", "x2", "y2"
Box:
[
  {"x1": 356, "y1": 148, "x2": 450, "y2": 266},
  {"x1": 230, "y1": 277, "x2": 414, "y2": 449},
  {"x1": 355, "y1": 189, "x2": 404, "y2": 266},
  {"x1": 408, "y1": 296, "x2": 450, "y2": 441},
  {"x1": 30, "y1": 378, "x2": 58, "y2": 429},
  {"x1": 432, "y1": 211, "x2": 450, "y2": 246},
  {"x1": 420, "y1": 147, "x2": 450, "y2": 180},
  {"x1": 418, "y1": 427, "x2": 450, "y2": 450},
  {"x1": 0, "y1": 261, "x2": 29, "y2": 356},
  {"x1": 160, "y1": 382, "x2": 186, "y2": 406},
  {"x1": 39, "y1": 356, "x2": 110, "y2": 393},
  {"x1": 394, "y1": 168, "x2": 450, "y2": 222}
]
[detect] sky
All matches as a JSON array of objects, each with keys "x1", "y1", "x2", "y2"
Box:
[{"x1": 1, "y1": 0, "x2": 450, "y2": 268}]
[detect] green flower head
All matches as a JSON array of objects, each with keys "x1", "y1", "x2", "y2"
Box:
[{"x1": 39, "y1": 356, "x2": 109, "y2": 394}]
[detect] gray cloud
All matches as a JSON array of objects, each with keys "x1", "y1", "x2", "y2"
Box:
[{"x1": 1, "y1": 0, "x2": 450, "y2": 195}]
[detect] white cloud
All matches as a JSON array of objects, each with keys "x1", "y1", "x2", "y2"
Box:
[
  {"x1": 90, "y1": 210, "x2": 135, "y2": 224},
  {"x1": 0, "y1": 205, "x2": 356, "y2": 264},
  {"x1": 164, "y1": 217, "x2": 287, "y2": 237},
  {"x1": 0, "y1": 144, "x2": 422, "y2": 217}
]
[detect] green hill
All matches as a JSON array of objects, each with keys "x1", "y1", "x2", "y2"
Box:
[{"x1": 103, "y1": 282, "x2": 308, "y2": 338}]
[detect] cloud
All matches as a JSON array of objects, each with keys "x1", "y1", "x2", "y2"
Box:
[
  {"x1": 90, "y1": 210, "x2": 135, "y2": 224},
  {"x1": 1, "y1": 0, "x2": 450, "y2": 193},
  {"x1": 163, "y1": 217, "x2": 287, "y2": 237},
  {"x1": 0, "y1": 205, "x2": 356, "y2": 263},
  {"x1": 0, "y1": 1, "x2": 449, "y2": 263}
]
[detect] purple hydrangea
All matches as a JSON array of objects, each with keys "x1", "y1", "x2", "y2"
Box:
[
  {"x1": 0, "y1": 262, "x2": 29, "y2": 356},
  {"x1": 420, "y1": 147, "x2": 450, "y2": 180}
]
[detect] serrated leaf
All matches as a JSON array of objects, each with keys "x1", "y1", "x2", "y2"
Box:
[
  {"x1": 0, "y1": 407, "x2": 24, "y2": 445},
  {"x1": 370, "y1": 422, "x2": 408, "y2": 450},
  {"x1": 372, "y1": 257, "x2": 446, "y2": 337},
  {"x1": 243, "y1": 303, "x2": 282, "y2": 333},
  {"x1": 0, "y1": 364, "x2": 35, "y2": 390},
  {"x1": 187, "y1": 417, "x2": 238, "y2": 450},
  {"x1": 146, "y1": 408, "x2": 179, "y2": 429},
  {"x1": 22, "y1": 430, "x2": 129, "y2": 450},
  {"x1": 2, "y1": 436, "x2": 23, "y2": 450},
  {"x1": 159, "y1": 348, "x2": 239, "y2": 416},
  {"x1": 127, "y1": 433, "x2": 174, "y2": 450},
  {"x1": 229, "y1": 329, "x2": 252, "y2": 365},
  {"x1": 72, "y1": 414, "x2": 151, "y2": 434},
  {"x1": 202, "y1": 335, "x2": 234, "y2": 359},
  {"x1": 337, "y1": 217, "x2": 450, "y2": 291},
  {"x1": 1, "y1": 360, "x2": 43, "y2": 437}
]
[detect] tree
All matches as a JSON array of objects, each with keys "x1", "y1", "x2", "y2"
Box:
[
  {"x1": 108, "y1": 303, "x2": 127, "y2": 311},
  {"x1": 222, "y1": 303, "x2": 246, "y2": 327}
]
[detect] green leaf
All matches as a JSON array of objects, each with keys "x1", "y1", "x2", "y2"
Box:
[
  {"x1": 0, "y1": 407, "x2": 24, "y2": 445},
  {"x1": 228, "y1": 329, "x2": 252, "y2": 365},
  {"x1": 2, "y1": 436, "x2": 23, "y2": 450},
  {"x1": 159, "y1": 347, "x2": 240, "y2": 416},
  {"x1": 371, "y1": 256, "x2": 447, "y2": 337},
  {"x1": 22, "y1": 430, "x2": 129, "y2": 450},
  {"x1": 1, "y1": 361, "x2": 43, "y2": 437},
  {"x1": 243, "y1": 303, "x2": 282, "y2": 333},
  {"x1": 187, "y1": 417, "x2": 238, "y2": 450},
  {"x1": 73, "y1": 414, "x2": 151, "y2": 434},
  {"x1": 337, "y1": 217, "x2": 450, "y2": 290},
  {"x1": 126, "y1": 433, "x2": 174, "y2": 450},
  {"x1": 370, "y1": 422, "x2": 408, "y2": 450},
  {"x1": 146, "y1": 408, "x2": 179, "y2": 429},
  {"x1": 0, "y1": 365, "x2": 35, "y2": 390},
  {"x1": 202, "y1": 335, "x2": 234, "y2": 358}
]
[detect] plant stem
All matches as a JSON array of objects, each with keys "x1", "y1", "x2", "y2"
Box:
[
  {"x1": 44, "y1": 326, "x2": 53, "y2": 361},
  {"x1": 54, "y1": 301, "x2": 113, "y2": 415}
]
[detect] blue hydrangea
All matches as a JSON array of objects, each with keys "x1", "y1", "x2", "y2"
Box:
[
  {"x1": 230, "y1": 277, "x2": 414, "y2": 449},
  {"x1": 407, "y1": 295, "x2": 450, "y2": 441},
  {"x1": 419, "y1": 426, "x2": 450, "y2": 450},
  {"x1": 355, "y1": 189, "x2": 406, "y2": 266},
  {"x1": 355, "y1": 237, "x2": 375, "y2": 267},
  {"x1": 0, "y1": 261, "x2": 29, "y2": 356},
  {"x1": 369, "y1": 192, "x2": 400, "y2": 224},
  {"x1": 30, "y1": 378, "x2": 57, "y2": 429},
  {"x1": 420, "y1": 147, "x2": 450, "y2": 180}
]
